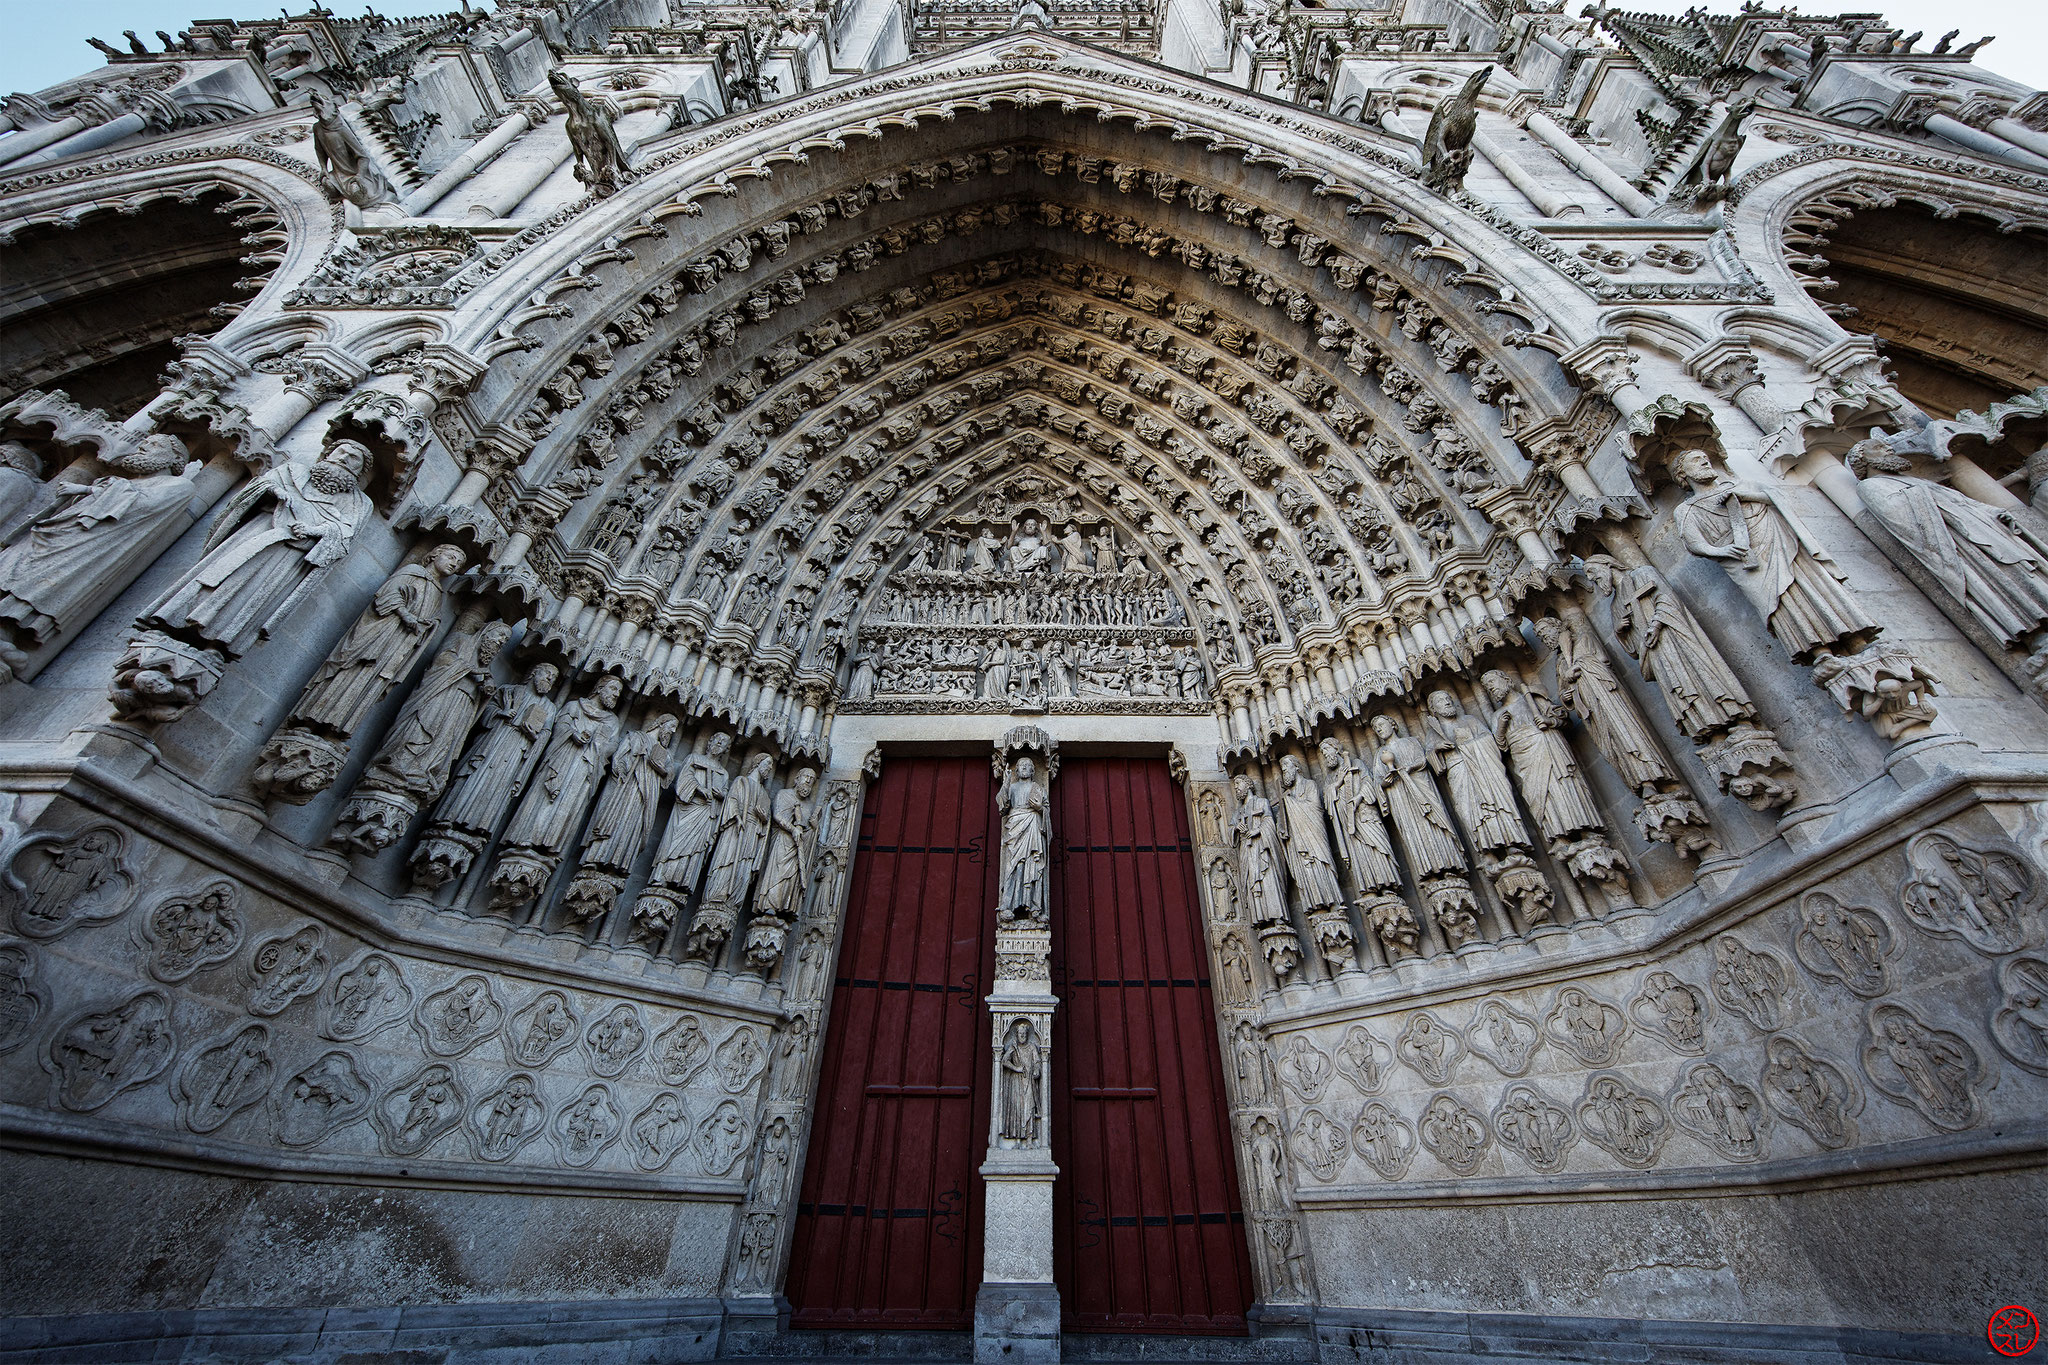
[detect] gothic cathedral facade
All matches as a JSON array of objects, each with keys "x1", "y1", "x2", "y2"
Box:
[{"x1": 0, "y1": 0, "x2": 2045, "y2": 1360}]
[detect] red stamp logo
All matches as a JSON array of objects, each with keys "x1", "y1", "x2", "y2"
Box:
[{"x1": 1990, "y1": 1305, "x2": 2041, "y2": 1358}]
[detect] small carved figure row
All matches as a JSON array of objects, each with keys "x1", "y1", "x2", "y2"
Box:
[
  {"x1": 2, "y1": 926, "x2": 786, "y2": 1101},
  {"x1": 1275, "y1": 1000, "x2": 1999, "y2": 1186},
  {"x1": 24, "y1": 985, "x2": 775, "y2": 1176},
  {"x1": 848, "y1": 633, "x2": 1208, "y2": 704}
]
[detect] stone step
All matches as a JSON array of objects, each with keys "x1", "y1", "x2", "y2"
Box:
[{"x1": 727, "y1": 1331, "x2": 1320, "y2": 1364}]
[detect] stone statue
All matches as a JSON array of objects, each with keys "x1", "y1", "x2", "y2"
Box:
[
  {"x1": 488, "y1": 675, "x2": 625, "y2": 911},
  {"x1": 1229, "y1": 773, "x2": 1290, "y2": 925},
  {"x1": 309, "y1": 93, "x2": 393, "y2": 208},
  {"x1": 1848, "y1": 445, "x2": 2048, "y2": 667},
  {"x1": 1423, "y1": 688, "x2": 1528, "y2": 854},
  {"x1": 632, "y1": 730, "x2": 733, "y2": 940},
  {"x1": 291, "y1": 544, "x2": 467, "y2": 739},
  {"x1": 1275, "y1": 754, "x2": 1343, "y2": 912},
  {"x1": 1230, "y1": 773, "x2": 1303, "y2": 979},
  {"x1": 746, "y1": 767, "x2": 818, "y2": 971},
  {"x1": 1420, "y1": 65, "x2": 1491, "y2": 193},
  {"x1": 548, "y1": 69, "x2": 629, "y2": 197},
  {"x1": 1480, "y1": 670, "x2": 1601, "y2": 844},
  {"x1": 1483, "y1": 669, "x2": 1630, "y2": 900},
  {"x1": 997, "y1": 1018, "x2": 1043, "y2": 1146},
  {"x1": 563, "y1": 711, "x2": 679, "y2": 923},
  {"x1": 1057, "y1": 523, "x2": 1090, "y2": 574},
  {"x1": 334, "y1": 621, "x2": 512, "y2": 854},
  {"x1": 1584, "y1": 555, "x2": 1755, "y2": 740},
  {"x1": 1277, "y1": 752, "x2": 1355, "y2": 969},
  {"x1": 138, "y1": 441, "x2": 374, "y2": 661},
  {"x1": 411, "y1": 662, "x2": 559, "y2": 888},
  {"x1": 690, "y1": 753, "x2": 775, "y2": 958},
  {"x1": 1368, "y1": 713, "x2": 1479, "y2": 946},
  {"x1": 1426, "y1": 686, "x2": 1551, "y2": 925},
  {"x1": 996, "y1": 757, "x2": 1050, "y2": 924},
  {"x1": 1317, "y1": 736, "x2": 1418, "y2": 955},
  {"x1": 1671, "y1": 447, "x2": 1878, "y2": 664},
  {"x1": 1314, "y1": 738, "x2": 1401, "y2": 891},
  {"x1": 0, "y1": 438, "x2": 200, "y2": 681}
]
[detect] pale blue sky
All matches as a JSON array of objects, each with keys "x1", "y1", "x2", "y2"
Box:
[{"x1": 0, "y1": 0, "x2": 2041, "y2": 95}]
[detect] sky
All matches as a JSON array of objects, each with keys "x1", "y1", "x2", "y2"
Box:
[{"x1": 0, "y1": 0, "x2": 2041, "y2": 95}]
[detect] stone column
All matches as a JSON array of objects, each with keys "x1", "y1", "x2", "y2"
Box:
[{"x1": 977, "y1": 725, "x2": 1061, "y2": 1365}]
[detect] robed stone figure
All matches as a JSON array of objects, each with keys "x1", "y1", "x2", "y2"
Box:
[
  {"x1": 996, "y1": 757, "x2": 1050, "y2": 924},
  {"x1": 1849, "y1": 446, "x2": 2048, "y2": 650},
  {"x1": 488, "y1": 675, "x2": 624, "y2": 909},
  {"x1": 1533, "y1": 609, "x2": 1673, "y2": 795},
  {"x1": 580, "y1": 713, "x2": 679, "y2": 873},
  {"x1": 1229, "y1": 773, "x2": 1290, "y2": 926},
  {"x1": 997, "y1": 1019, "x2": 1044, "y2": 1147},
  {"x1": 335, "y1": 621, "x2": 512, "y2": 854},
  {"x1": 1589, "y1": 556, "x2": 1753, "y2": 740},
  {"x1": 1275, "y1": 754, "x2": 1343, "y2": 912},
  {"x1": 141, "y1": 441, "x2": 373, "y2": 659},
  {"x1": 0, "y1": 439, "x2": 200, "y2": 673},
  {"x1": 1422, "y1": 689, "x2": 1528, "y2": 855},
  {"x1": 411, "y1": 662, "x2": 560, "y2": 888},
  {"x1": 1316, "y1": 737, "x2": 1402, "y2": 891},
  {"x1": 1368, "y1": 715, "x2": 1463, "y2": 879},
  {"x1": 754, "y1": 767, "x2": 819, "y2": 924},
  {"x1": 689, "y1": 753, "x2": 775, "y2": 957},
  {"x1": 1483, "y1": 670, "x2": 1603, "y2": 843},
  {"x1": 1584, "y1": 555, "x2": 1756, "y2": 740},
  {"x1": 291, "y1": 543, "x2": 467, "y2": 738},
  {"x1": 1671, "y1": 447, "x2": 1877, "y2": 664},
  {"x1": 746, "y1": 768, "x2": 819, "y2": 970},
  {"x1": 633, "y1": 731, "x2": 734, "y2": 938}
]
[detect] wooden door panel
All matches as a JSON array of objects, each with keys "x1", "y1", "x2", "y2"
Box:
[
  {"x1": 1051, "y1": 758, "x2": 1254, "y2": 1334},
  {"x1": 787, "y1": 757, "x2": 995, "y2": 1330}
]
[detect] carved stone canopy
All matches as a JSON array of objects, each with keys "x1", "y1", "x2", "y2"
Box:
[{"x1": 993, "y1": 723, "x2": 1059, "y2": 779}]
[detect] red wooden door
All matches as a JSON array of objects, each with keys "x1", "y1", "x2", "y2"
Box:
[
  {"x1": 1050, "y1": 757, "x2": 1255, "y2": 1334},
  {"x1": 787, "y1": 757, "x2": 996, "y2": 1329}
]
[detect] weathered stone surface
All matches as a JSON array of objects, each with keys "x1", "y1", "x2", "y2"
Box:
[{"x1": 1, "y1": 0, "x2": 2045, "y2": 1357}]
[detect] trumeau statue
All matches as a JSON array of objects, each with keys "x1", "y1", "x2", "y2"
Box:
[
  {"x1": 1671, "y1": 447, "x2": 1879, "y2": 665},
  {"x1": 996, "y1": 756, "x2": 1051, "y2": 925},
  {"x1": 997, "y1": 1018, "x2": 1044, "y2": 1147},
  {"x1": 411, "y1": 662, "x2": 560, "y2": 889},
  {"x1": 0, "y1": 438, "x2": 200, "y2": 680}
]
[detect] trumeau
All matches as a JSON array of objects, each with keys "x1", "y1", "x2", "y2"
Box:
[{"x1": 0, "y1": 0, "x2": 2046, "y2": 1361}]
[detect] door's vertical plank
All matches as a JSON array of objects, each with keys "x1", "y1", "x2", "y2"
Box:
[
  {"x1": 788, "y1": 756, "x2": 997, "y2": 1330},
  {"x1": 1051, "y1": 757, "x2": 1255, "y2": 1334}
]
